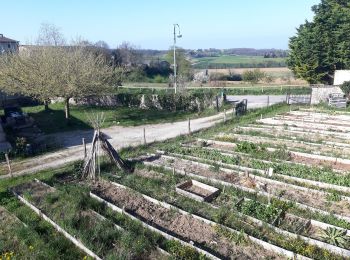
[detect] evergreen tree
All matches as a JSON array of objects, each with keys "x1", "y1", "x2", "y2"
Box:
[{"x1": 287, "y1": 0, "x2": 350, "y2": 84}]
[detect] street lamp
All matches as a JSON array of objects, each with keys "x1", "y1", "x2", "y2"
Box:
[{"x1": 173, "y1": 24, "x2": 182, "y2": 94}]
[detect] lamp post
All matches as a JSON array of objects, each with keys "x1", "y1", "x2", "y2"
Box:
[{"x1": 173, "y1": 24, "x2": 182, "y2": 94}]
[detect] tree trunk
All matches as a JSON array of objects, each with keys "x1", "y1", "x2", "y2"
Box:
[
  {"x1": 65, "y1": 97, "x2": 70, "y2": 120},
  {"x1": 44, "y1": 100, "x2": 49, "y2": 111}
]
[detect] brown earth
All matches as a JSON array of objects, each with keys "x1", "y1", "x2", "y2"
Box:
[
  {"x1": 153, "y1": 156, "x2": 350, "y2": 217},
  {"x1": 91, "y1": 180, "x2": 279, "y2": 259}
]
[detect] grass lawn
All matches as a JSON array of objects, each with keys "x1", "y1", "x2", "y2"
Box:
[{"x1": 21, "y1": 102, "x2": 227, "y2": 134}]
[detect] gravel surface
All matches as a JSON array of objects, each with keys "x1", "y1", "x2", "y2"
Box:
[{"x1": 0, "y1": 112, "x2": 227, "y2": 179}]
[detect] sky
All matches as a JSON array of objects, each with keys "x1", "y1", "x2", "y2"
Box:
[{"x1": 2, "y1": 0, "x2": 320, "y2": 50}]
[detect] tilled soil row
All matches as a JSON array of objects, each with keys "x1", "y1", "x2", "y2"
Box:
[
  {"x1": 201, "y1": 137, "x2": 350, "y2": 172},
  {"x1": 91, "y1": 181, "x2": 280, "y2": 259},
  {"x1": 152, "y1": 156, "x2": 350, "y2": 218}
]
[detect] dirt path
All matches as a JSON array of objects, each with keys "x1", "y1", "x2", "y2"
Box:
[{"x1": 0, "y1": 112, "x2": 228, "y2": 178}]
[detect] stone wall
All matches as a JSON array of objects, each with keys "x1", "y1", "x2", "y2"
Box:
[
  {"x1": 310, "y1": 85, "x2": 344, "y2": 105},
  {"x1": 52, "y1": 93, "x2": 223, "y2": 112}
]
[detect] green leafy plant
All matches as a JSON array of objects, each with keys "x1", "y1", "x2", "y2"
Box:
[
  {"x1": 214, "y1": 225, "x2": 248, "y2": 245},
  {"x1": 209, "y1": 163, "x2": 220, "y2": 172},
  {"x1": 326, "y1": 192, "x2": 341, "y2": 202},
  {"x1": 235, "y1": 141, "x2": 264, "y2": 154},
  {"x1": 320, "y1": 227, "x2": 349, "y2": 248}
]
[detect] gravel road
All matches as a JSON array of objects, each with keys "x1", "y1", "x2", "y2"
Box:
[
  {"x1": 0, "y1": 112, "x2": 230, "y2": 179},
  {"x1": 226, "y1": 95, "x2": 287, "y2": 109}
]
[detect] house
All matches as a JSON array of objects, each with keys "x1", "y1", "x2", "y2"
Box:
[{"x1": 0, "y1": 34, "x2": 19, "y2": 54}]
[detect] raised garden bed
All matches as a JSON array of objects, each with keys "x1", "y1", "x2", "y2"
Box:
[
  {"x1": 90, "y1": 180, "x2": 283, "y2": 259},
  {"x1": 176, "y1": 179, "x2": 220, "y2": 202}
]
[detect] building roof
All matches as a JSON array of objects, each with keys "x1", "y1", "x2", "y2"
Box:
[{"x1": 0, "y1": 34, "x2": 18, "y2": 43}]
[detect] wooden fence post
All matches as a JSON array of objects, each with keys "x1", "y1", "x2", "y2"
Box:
[
  {"x1": 5, "y1": 153, "x2": 12, "y2": 177},
  {"x1": 215, "y1": 96, "x2": 219, "y2": 112},
  {"x1": 224, "y1": 109, "x2": 226, "y2": 123},
  {"x1": 188, "y1": 118, "x2": 191, "y2": 135},
  {"x1": 143, "y1": 128, "x2": 146, "y2": 145},
  {"x1": 267, "y1": 95, "x2": 270, "y2": 107}
]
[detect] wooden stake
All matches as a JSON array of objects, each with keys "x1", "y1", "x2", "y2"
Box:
[
  {"x1": 143, "y1": 128, "x2": 146, "y2": 145},
  {"x1": 267, "y1": 95, "x2": 270, "y2": 107},
  {"x1": 172, "y1": 167, "x2": 175, "y2": 175},
  {"x1": 188, "y1": 118, "x2": 191, "y2": 135},
  {"x1": 82, "y1": 138, "x2": 87, "y2": 158},
  {"x1": 5, "y1": 153, "x2": 12, "y2": 177},
  {"x1": 223, "y1": 109, "x2": 226, "y2": 123}
]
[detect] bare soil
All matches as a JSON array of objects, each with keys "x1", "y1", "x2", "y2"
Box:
[
  {"x1": 153, "y1": 156, "x2": 350, "y2": 217},
  {"x1": 91, "y1": 180, "x2": 280, "y2": 259},
  {"x1": 134, "y1": 169, "x2": 164, "y2": 180},
  {"x1": 291, "y1": 154, "x2": 350, "y2": 171},
  {"x1": 12, "y1": 181, "x2": 55, "y2": 205}
]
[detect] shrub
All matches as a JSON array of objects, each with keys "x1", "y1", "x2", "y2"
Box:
[
  {"x1": 340, "y1": 81, "x2": 350, "y2": 97},
  {"x1": 242, "y1": 69, "x2": 266, "y2": 84}
]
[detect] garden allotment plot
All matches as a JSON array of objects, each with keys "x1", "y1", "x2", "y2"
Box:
[
  {"x1": 145, "y1": 109, "x2": 350, "y2": 259},
  {"x1": 6, "y1": 108, "x2": 350, "y2": 259}
]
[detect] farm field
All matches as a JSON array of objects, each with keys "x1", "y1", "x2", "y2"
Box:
[
  {"x1": 2, "y1": 105, "x2": 350, "y2": 259},
  {"x1": 199, "y1": 67, "x2": 307, "y2": 85},
  {"x1": 191, "y1": 55, "x2": 287, "y2": 69}
]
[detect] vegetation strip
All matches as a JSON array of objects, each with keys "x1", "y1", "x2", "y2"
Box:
[
  {"x1": 143, "y1": 162, "x2": 350, "y2": 257},
  {"x1": 237, "y1": 125, "x2": 350, "y2": 145},
  {"x1": 245, "y1": 124, "x2": 350, "y2": 141},
  {"x1": 108, "y1": 180, "x2": 311, "y2": 260},
  {"x1": 89, "y1": 191, "x2": 221, "y2": 260},
  {"x1": 164, "y1": 149, "x2": 350, "y2": 194},
  {"x1": 164, "y1": 151, "x2": 350, "y2": 203},
  {"x1": 147, "y1": 157, "x2": 349, "y2": 229},
  {"x1": 145, "y1": 158, "x2": 350, "y2": 223},
  {"x1": 226, "y1": 133, "x2": 350, "y2": 156},
  {"x1": 192, "y1": 147, "x2": 350, "y2": 198},
  {"x1": 12, "y1": 190, "x2": 102, "y2": 260},
  {"x1": 204, "y1": 136, "x2": 350, "y2": 167},
  {"x1": 202, "y1": 141, "x2": 346, "y2": 174}
]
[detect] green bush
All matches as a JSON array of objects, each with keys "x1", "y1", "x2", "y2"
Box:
[
  {"x1": 340, "y1": 81, "x2": 350, "y2": 96},
  {"x1": 242, "y1": 69, "x2": 266, "y2": 84}
]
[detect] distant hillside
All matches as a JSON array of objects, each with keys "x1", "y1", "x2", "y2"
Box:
[
  {"x1": 136, "y1": 48, "x2": 288, "y2": 58},
  {"x1": 133, "y1": 48, "x2": 288, "y2": 69}
]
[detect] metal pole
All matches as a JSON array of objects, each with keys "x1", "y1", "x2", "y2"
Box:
[
  {"x1": 173, "y1": 25, "x2": 177, "y2": 94},
  {"x1": 267, "y1": 95, "x2": 270, "y2": 107}
]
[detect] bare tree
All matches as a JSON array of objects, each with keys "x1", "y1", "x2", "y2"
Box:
[
  {"x1": 36, "y1": 22, "x2": 66, "y2": 46},
  {"x1": 94, "y1": 40, "x2": 110, "y2": 49},
  {"x1": 54, "y1": 47, "x2": 117, "y2": 119},
  {"x1": 112, "y1": 42, "x2": 142, "y2": 66},
  {"x1": 0, "y1": 47, "x2": 59, "y2": 106}
]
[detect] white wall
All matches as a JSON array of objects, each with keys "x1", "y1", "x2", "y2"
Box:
[{"x1": 334, "y1": 70, "x2": 350, "y2": 85}]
